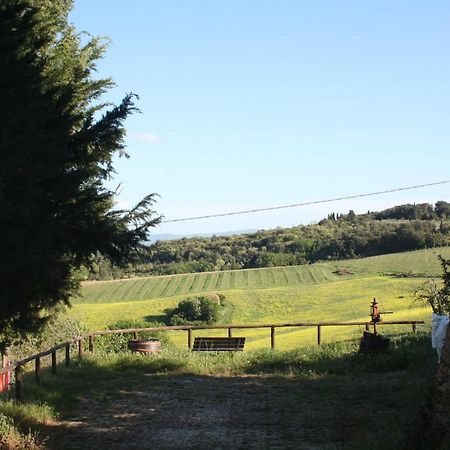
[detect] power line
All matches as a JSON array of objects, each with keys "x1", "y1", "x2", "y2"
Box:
[{"x1": 161, "y1": 180, "x2": 450, "y2": 223}]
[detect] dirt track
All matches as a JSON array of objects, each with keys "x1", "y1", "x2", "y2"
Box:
[{"x1": 44, "y1": 374, "x2": 330, "y2": 450}]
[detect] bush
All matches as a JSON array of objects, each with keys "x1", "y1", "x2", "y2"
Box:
[
  {"x1": 166, "y1": 294, "x2": 224, "y2": 325},
  {"x1": 0, "y1": 413, "x2": 42, "y2": 449},
  {"x1": 93, "y1": 319, "x2": 171, "y2": 354},
  {"x1": 4, "y1": 313, "x2": 86, "y2": 362},
  {"x1": 413, "y1": 255, "x2": 450, "y2": 315}
]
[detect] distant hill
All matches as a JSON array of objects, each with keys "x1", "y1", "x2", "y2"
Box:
[
  {"x1": 86, "y1": 200, "x2": 450, "y2": 280},
  {"x1": 149, "y1": 229, "x2": 258, "y2": 243}
]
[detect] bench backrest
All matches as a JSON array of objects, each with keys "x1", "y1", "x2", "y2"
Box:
[{"x1": 192, "y1": 336, "x2": 245, "y2": 351}]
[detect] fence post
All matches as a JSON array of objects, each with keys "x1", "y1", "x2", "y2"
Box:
[
  {"x1": 15, "y1": 366, "x2": 23, "y2": 402},
  {"x1": 1, "y1": 352, "x2": 7, "y2": 370},
  {"x1": 35, "y1": 358, "x2": 41, "y2": 385},
  {"x1": 412, "y1": 323, "x2": 417, "y2": 333},
  {"x1": 187, "y1": 329, "x2": 192, "y2": 349},
  {"x1": 88, "y1": 335, "x2": 94, "y2": 352},
  {"x1": 78, "y1": 338, "x2": 84, "y2": 359},
  {"x1": 51, "y1": 350, "x2": 57, "y2": 374},
  {"x1": 228, "y1": 327, "x2": 233, "y2": 338},
  {"x1": 133, "y1": 331, "x2": 138, "y2": 340},
  {"x1": 317, "y1": 325, "x2": 322, "y2": 346},
  {"x1": 65, "y1": 344, "x2": 70, "y2": 367},
  {"x1": 271, "y1": 326, "x2": 275, "y2": 349}
]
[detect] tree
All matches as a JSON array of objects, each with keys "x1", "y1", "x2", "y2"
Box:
[
  {"x1": 0, "y1": 0, "x2": 161, "y2": 341},
  {"x1": 166, "y1": 296, "x2": 223, "y2": 325},
  {"x1": 435, "y1": 201, "x2": 450, "y2": 219},
  {"x1": 347, "y1": 210, "x2": 356, "y2": 222}
]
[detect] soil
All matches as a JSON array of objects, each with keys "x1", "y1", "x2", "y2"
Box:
[{"x1": 43, "y1": 374, "x2": 328, "y2": 450}]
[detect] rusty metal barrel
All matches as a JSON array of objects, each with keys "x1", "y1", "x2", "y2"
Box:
[{"x1": 127, "y1": 340, "x2": 161, "y2": 354}]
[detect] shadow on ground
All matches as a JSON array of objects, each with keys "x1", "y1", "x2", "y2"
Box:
[{"x1": 9, "y1": 334, "x2": 436, "y2": 450}]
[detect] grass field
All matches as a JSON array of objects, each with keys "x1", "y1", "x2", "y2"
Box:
[
  {"x1": 75, "y1": 264, "x2": 337, "y2": 304},
  {"x1": 323, "y1": 245, "x2": 450, "y2": 276},
  {"x1": 67, "y1": 248, "x2": 449, "y2": 348}
]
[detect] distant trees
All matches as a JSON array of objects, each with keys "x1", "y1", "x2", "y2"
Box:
[
  {"x1": 88, "y1": 203, "x2": 450, "y2": 279},
  {"x1": 436, "y1": 201, "x2": 450, "y2": 219},
  {"x1": 373, "y1": 203, "x2": 439, "y2": 221},
  {"x1": 0, "y1": 1, "x2": 161, "y2": 341}
]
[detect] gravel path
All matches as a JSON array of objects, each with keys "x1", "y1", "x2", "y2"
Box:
[{"x1": 44, "y1": 374, "x2": 325, "y2": 450}]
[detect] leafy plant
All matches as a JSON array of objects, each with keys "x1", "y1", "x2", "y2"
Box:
[
  {"x1": 0, "y1": 412, "x2": 42, "y2": 449},
  {"x1": 2, "y1": 312, "x2": 86, "y2": 362},
  {"x1": 93, "y1": 319, "x2": 170, "y2": 354},
  {"x1": 413, "y1": 255, "x2": 450, "y2": 315},
  {"x1": 166, "y1": 294, "x2": 225, "y2": 325}
]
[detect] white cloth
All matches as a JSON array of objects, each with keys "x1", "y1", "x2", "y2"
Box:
[{"x1": 431, "y1": 313, "x2": 450, "y2": 362}]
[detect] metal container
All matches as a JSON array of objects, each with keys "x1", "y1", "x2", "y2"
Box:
[{"x1": 127, "y1": 340, "x2": 161, "y2": 354}]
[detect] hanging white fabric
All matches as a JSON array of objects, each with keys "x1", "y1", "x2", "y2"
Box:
[{"x1": 431, "y1": 313, "x2": 450, "y2": 362}]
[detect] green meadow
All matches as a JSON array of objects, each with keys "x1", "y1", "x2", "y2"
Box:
[
  {"x1": 68, "y1": 247, "x2": 450, "y2": 348},
  {"x1": 324, "y1": 245, "x2": 450, "y2": 276}
]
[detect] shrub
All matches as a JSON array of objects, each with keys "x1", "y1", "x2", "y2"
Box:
[
  {"x1": 93, "y1": 319, "x2": 170, "y2": 354},
  {"x1": 413, "y1": 255, "x2": 450, "y2": 315},
  {"x1": 4, "y1": 313, "x2": 86, "y2": 362},
  {"x1": 166, "y1": 294, "x2": 224, "y2": 325},
  {"x1": 0, "y1": 413, "x2": 42, "y2": 449}
]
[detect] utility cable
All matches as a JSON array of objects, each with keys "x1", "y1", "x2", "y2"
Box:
[{"x1": 161, "y1": 180, "x2": 450, "y2": 223}]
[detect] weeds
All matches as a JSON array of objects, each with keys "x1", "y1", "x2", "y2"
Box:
[{"x1": 0, "y1": 411, "x2": 44, "y2": 450}]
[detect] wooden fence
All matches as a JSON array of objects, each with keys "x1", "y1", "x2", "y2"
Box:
[{"x1": 0, "y1": 320, "x2": 424, "y2": 401}]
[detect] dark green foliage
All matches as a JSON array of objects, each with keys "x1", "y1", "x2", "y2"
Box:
[
  {"x1": 5, "y1": 312, "x2": 85, "y2": 362},
  {"x1": 0, "y1": 1, "x2": 161, "y2": 338},
  {"x1": 166, "y1": 295, "x2": 224, "y2": 325},
  {"x1": 373, "y1": 202, "x2": 435, "y2": 220},
  {"x1": 98, "y1": 202, "x2": 450, "y2": 278},
  {"x1": 77, "y1": 200, "x2": 450, "y2": 279},
  {"x1": 435, "y1": 201, "x2": 450, "y2": 219}
]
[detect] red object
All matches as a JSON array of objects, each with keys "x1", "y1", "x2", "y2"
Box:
[
  {"x1": 0, "y1": 370, "x2": 10, "y2": 392},
  {"x1": 1, "y1": 354, "x2": 11, "y2": 392}
]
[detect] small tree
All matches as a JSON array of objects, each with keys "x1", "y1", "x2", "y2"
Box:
[
  {"x1": 413, "y1": 255, "x2": 450, "y2": 315},
  {"x1": 166, "y1": 295, "x2": 223, "y2": 325}
]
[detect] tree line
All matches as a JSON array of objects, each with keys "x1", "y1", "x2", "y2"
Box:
[{"x1": 86, "y1": 201, "x2": 450, "y2": 279}]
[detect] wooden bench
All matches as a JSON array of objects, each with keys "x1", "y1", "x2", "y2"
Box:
[{"x1": 192, "y1": 337, "x2": 245, "y2": 352}]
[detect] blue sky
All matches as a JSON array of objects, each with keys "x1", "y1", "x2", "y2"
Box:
[{"x1": 70, "y1": 1, "x2": 450, "y2": 235}]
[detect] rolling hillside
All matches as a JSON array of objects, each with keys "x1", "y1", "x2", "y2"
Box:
[
  {"x1": 75, "y1": 264, "x2": 337, "y2": 304},
  {"x1": 67, "y1": 248, "x2": 448, "y2": 347},
  {"x1": 74, "y1": 246, "x2": 450, "y2": 304},
  {"x1": 323, "y1": 246, "x2": 450, "y2": 276}
]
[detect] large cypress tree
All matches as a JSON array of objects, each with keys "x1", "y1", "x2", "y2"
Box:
[{"x1": 0, "y1": 0, "x2": 161, "y2": 340}]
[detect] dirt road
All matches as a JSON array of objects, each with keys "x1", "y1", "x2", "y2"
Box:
[{"x1": 45, "y1": 374, "x2": 330, "y2": 450}]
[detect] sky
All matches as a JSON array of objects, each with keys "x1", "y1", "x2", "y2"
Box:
[{"x1": 69, "y1": 1, "x2": 450, "y2": 236}]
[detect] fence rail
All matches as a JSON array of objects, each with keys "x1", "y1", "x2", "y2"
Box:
[{"x1": 0, "y1": 320, "x2": 424, "y2": 401}]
